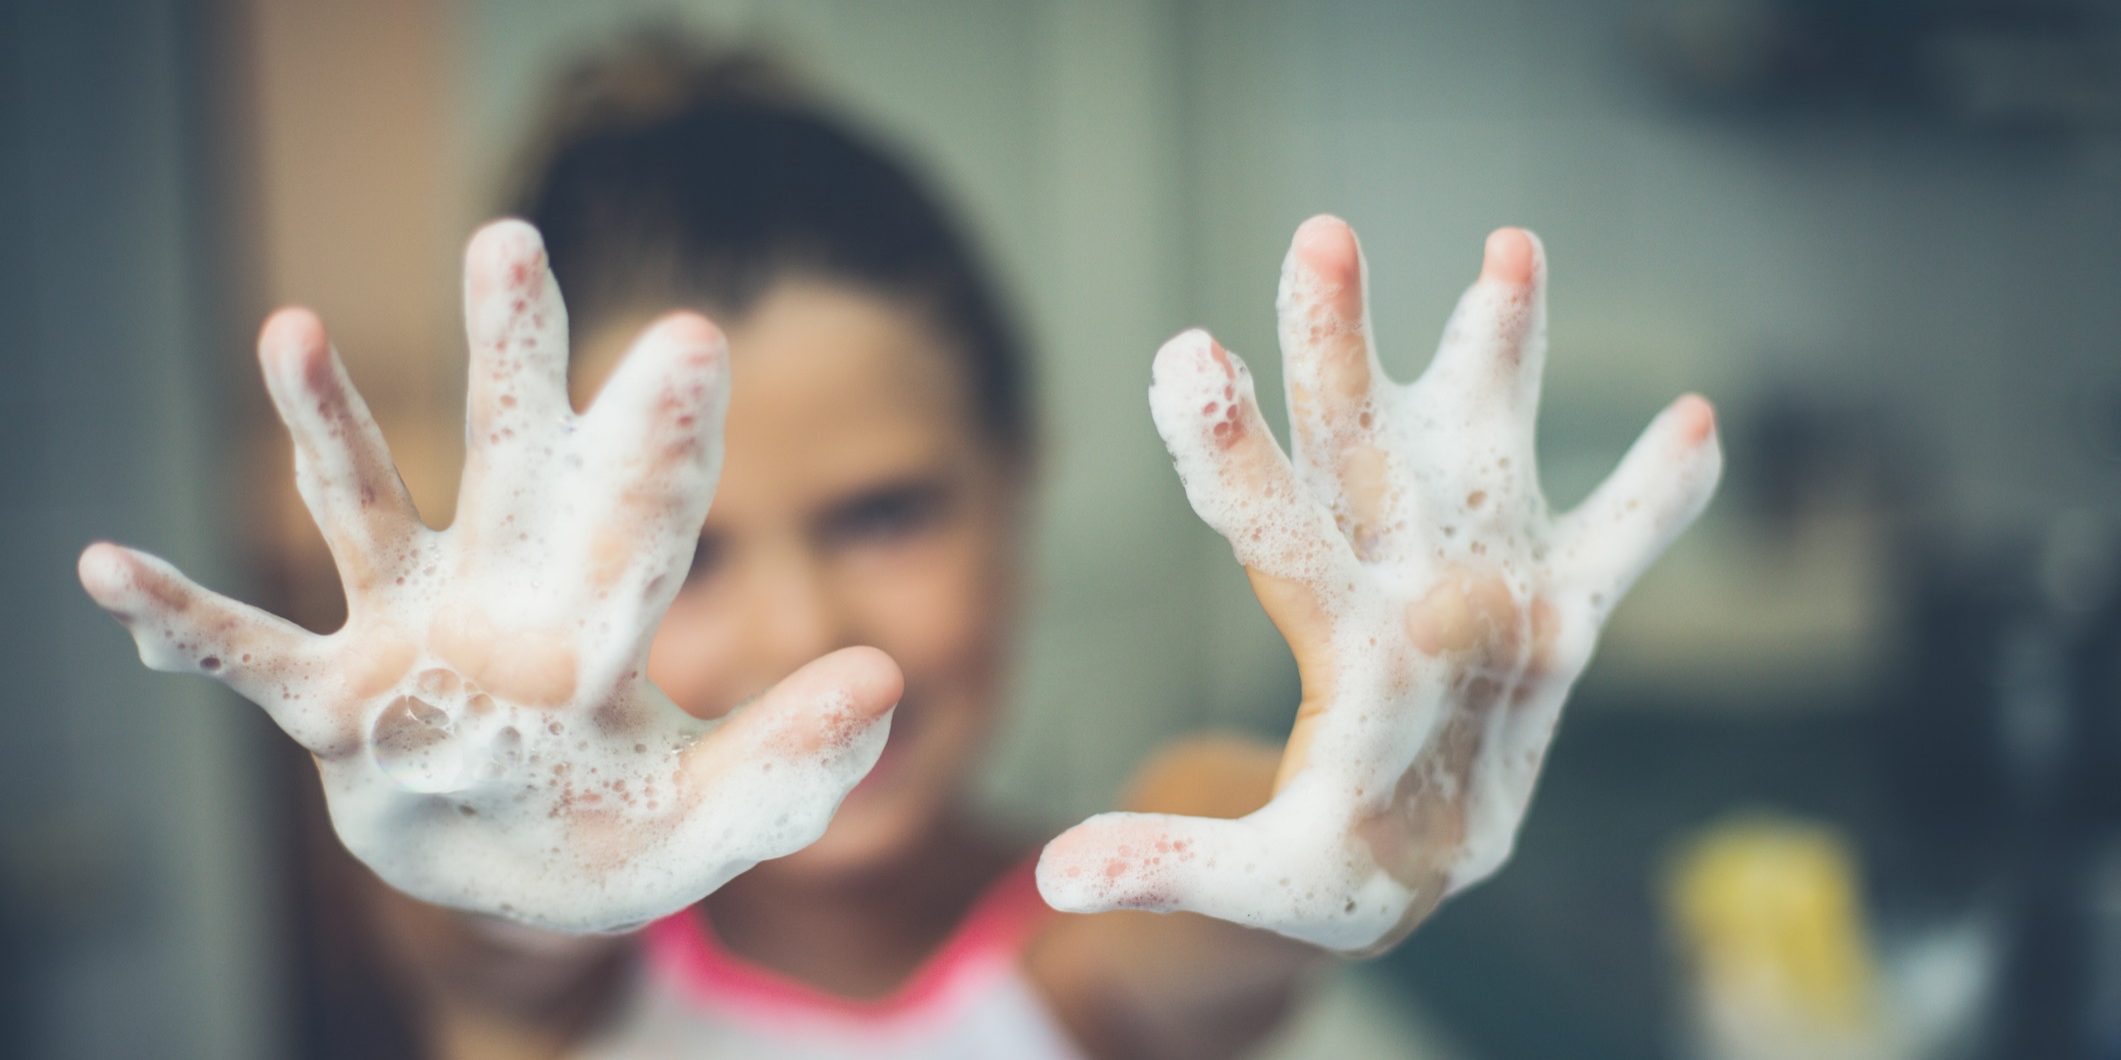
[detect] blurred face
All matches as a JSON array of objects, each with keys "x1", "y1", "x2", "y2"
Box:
[{"x1": 578, "y1": 278, "x2": 1025, "y2": 879}]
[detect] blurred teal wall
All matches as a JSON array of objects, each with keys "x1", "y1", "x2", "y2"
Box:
[{"x1": 0, "y1": 3, "x2": 282, "y2": 1058}]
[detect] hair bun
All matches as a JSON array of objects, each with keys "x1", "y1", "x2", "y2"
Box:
[
  {"x1": 512, "y1": 32, "x2": 811, "y2": 196},
  {"x1": 507, "y1": 27, "x2": 1035, "y2": 461},
  {"x1": 568, "y1": 33, "x2": 805, "y2": 112}
]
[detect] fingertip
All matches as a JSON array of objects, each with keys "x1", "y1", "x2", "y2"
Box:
[
  {"x1": 648, "y1": 309, "x2": 723, "y2": 345},
  {"x1": 465, "y1": 218, "x2": 549, "y2": 296},
  {"x1": 739, "y1": 647, "x2": 902, "y2": 758},
  {"x1": 1676, "y1": 395, "x2": 1726, "y2": 498},
  {"x1": 1036, "y1": 821, "x2": 1123, "y2": 913},
  {"x1": 468, "y1": 217, "x2": 544, "y2": 262},
  {"x1": 257, "y1": 307, "x2": 329, "y2": 379},
  {"x1": 643, "y1": 310, "x2": 728, "y2": 369},
  {"x1": 77, "y1": 541, "x2": 131, "y2": 606},
  {"x1": 259, "y1": 306, "x2": 325, "y2": 353},
  {"x1": 1039, "y1": 821, "x2": 1094, "y2": 863},
  {"x1": 1151, "y1": 328, "x2": 1221, "y2": 387},
  {"x1": 1291, "y1": 214, "x2": 1362, "y2": 288},
  {"x1": 1295, "y1": 213, "x2": 1349, "y2": 237},
  {"x1": 824, "y1": 645, "x2": 905, "y2": 720},
  {"x1": 1036, "y1": 813, "x2": 1188, "y2": 914},
  {"x1": 1150, "y1": 330, "x2": 1260, "y2": 451},
  {"x1": 1670, "y1": 392, "x2": 1717, "y2": 444},
  {"x1": 1479, "y1": 227, "x2": 1541, "y2": 286}
]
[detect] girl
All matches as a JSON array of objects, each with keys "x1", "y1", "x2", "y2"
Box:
[{"x1": 77, "y1": 42, "x2": 1719, "y2": 1058}]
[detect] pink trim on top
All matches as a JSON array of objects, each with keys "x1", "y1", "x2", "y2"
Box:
[{"x1": 644, "y1": 861, "x2": 1050, "y2": 1028}]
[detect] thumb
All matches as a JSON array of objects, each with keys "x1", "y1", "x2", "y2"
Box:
[
  {"x1": 682, "y1": 646, "x2": 902, "y2": 785},
  {"x1": 1037, "y1": 811, "x2": 1280, "y2": 920},
  {"x1": 1038, "y1": 799, "x2": 1415, "y2": 951}
]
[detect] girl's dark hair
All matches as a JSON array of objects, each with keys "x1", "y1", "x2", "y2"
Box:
[{"x1": 512, "y1": 37, "x2": 1034, "y2": 460}]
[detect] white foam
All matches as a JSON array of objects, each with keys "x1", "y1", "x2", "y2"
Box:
[
  {"x1": 1039, "y1": 222, "x2": 1722, "y2": 951},
  {"x1": 79, "y1": 220, "x2": 894, "y2": 934}
]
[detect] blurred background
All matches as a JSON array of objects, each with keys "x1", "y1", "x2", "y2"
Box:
[{"x1": 4, "y1": 0, "x2": 2119, "y2": 1057}]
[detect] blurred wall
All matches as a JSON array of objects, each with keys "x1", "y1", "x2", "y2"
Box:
[{"x1": 1, "y1": 2, "x2": 281, "y2": 1058}]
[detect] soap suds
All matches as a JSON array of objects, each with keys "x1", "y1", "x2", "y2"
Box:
[{"x1": 1039, "y1": 219, "x2": 1721, "y2": 951}]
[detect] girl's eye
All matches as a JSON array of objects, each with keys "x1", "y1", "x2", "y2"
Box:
[
  {"x1": 820, "y1": 482, "x2": 948, "y2": 550},
  {"x1": 683, "y1": 533, "x2": 725, "y2": 585}
]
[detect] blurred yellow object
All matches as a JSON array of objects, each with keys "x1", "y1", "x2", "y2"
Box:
[{"x1": 1665, "y1": 815, "x2": 1889, "y2": 1059}]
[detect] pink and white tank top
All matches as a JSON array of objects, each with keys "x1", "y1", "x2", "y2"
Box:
[{"x1": 579, "y1": 865, "x2": 1083, "y2": 1059}]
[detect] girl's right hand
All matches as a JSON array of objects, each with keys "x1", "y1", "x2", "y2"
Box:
[{"x1": 78, "y1": 221, "x2": 902, "y2": 934}]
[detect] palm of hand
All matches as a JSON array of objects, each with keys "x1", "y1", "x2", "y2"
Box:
[
  {"x1": 79, "y1": 222, "x2": 900, "y2": 933},
  {"x1": 1039, "y1": 219, "x2": 1722, "y2": 952}
]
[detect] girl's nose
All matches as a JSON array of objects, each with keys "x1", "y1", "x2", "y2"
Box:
[{"x1": 737, "y1": 541, "x2": 848, "y2": 691}]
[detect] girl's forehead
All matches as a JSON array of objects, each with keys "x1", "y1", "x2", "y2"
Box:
[
  {"x1": 574, "y1": 279, "x2": 973, "y2": 431},
  {"x1": 727, "y1": 280, "x2": 968, "y2": 422},
  {"x1": 580, "y1": 280, "x2": 990, "y2": 513}
]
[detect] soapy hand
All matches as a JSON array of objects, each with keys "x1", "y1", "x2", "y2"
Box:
[
  {"x1": 1039, "y1": 218, "x2": 1721, "y2": 952},
  {"x1": 78, "y1": 221, "x2": 900, "y2": 933}
]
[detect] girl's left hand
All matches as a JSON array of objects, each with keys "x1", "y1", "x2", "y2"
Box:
[{"x1": 1037, "y1": 217, "x2": 1722, "y2": 953}]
